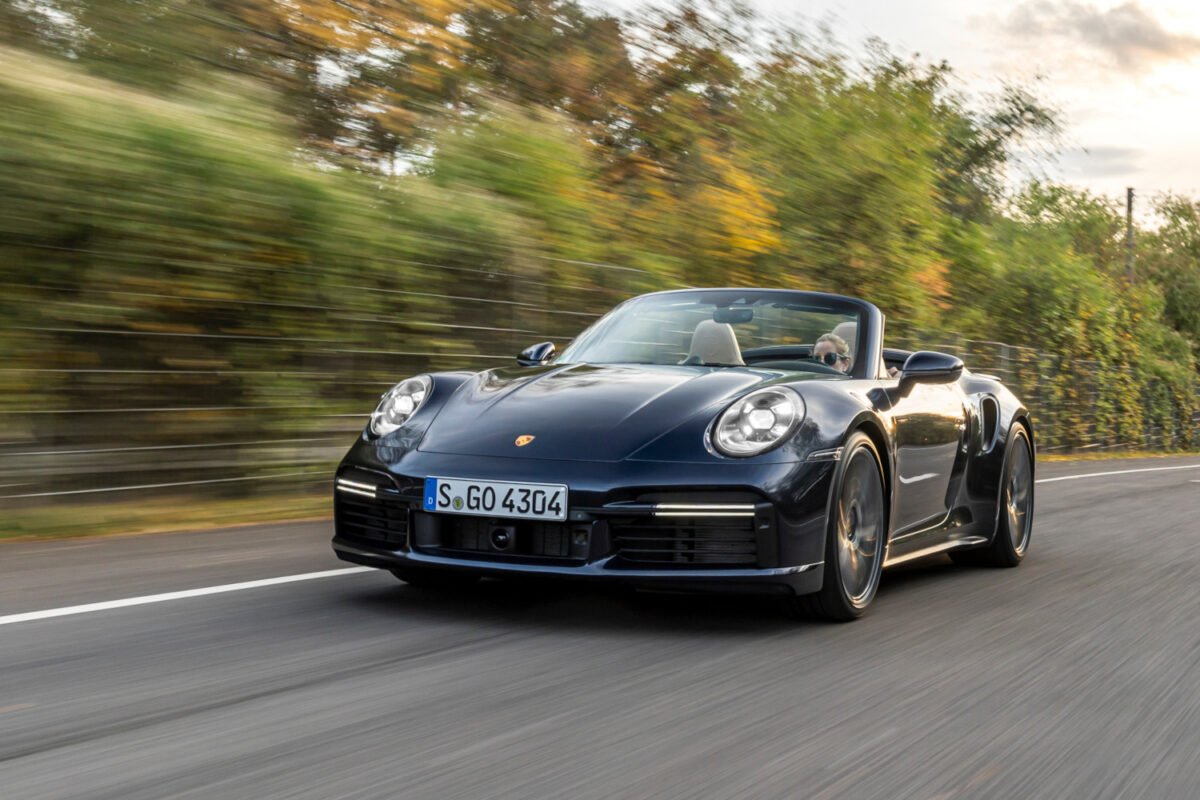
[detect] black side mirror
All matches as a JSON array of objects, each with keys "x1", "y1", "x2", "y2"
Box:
[
  {"x1": 898, "y1": 351, "x2": 963, "y2": 396},
  {"x1": 517, "y1": 341, "x2": 556, "y2": 366}
]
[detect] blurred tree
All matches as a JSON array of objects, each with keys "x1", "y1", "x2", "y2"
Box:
[
  {"x1": 984, "y1": 185, "x2": 1196, "y2": 448},
  {"x1": 608, "y1": 1, "x2": 780, "y2": 285},
  {"x1": 432, "y1": 101, "x2": 601, "y2": 260},
  {"x1": 233, "y1": 0, "x2": 510, "y2": 162},
  {"x1": 935, "y1": 84, "x2": 1061, "y2": 224},
  {"x1": 1145, "y1": 196, "x2": 1200, "y2": 360},
  {"x1": 0, "y1": 0, "x2": 252, "y2": 87},
  {"x1": 0, "y1": 0, "x2": 509, "y2": 164},
  {"x1": 460, "y1": 0, "x2": 638, "y2": 143},
  {"x1": 746, "y1": 44, "x2": 944, "y2": 328},
  {"x1": 0, "y1": 0, "x2": 69, "y2": 51},
  {"x1": 931, "y1": 84, "x2": 1062, "y2": 322}
]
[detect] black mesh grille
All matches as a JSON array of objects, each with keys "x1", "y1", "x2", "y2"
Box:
[
  {"x1": 335, "y1": 473, "x2": 409, "y2": 547},
  {"x1": 611, "y1": 517, "x2": 758, "y2": 567}
]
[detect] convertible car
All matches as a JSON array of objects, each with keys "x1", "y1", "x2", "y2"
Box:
[{"x1": 332, "y1": 289, "x2": 1034, "y2": 620}]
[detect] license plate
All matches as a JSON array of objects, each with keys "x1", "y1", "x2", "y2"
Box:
[{"x1": 423, "y1": 477, "x2": 568, "y2": 522}]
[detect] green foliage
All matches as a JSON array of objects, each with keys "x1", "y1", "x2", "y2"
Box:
[
  {"x1": 432, "y1": 103, "x2": 601, "y2": 259},
  {"x1": 0, "y1": 49, "x2": 553, "y2": 459},
  {"x1": 972, "y1": 185, "x2": 1197, "y2": 450},
  {"x1": 1145, "y1": 197, "x2": 1200, "y2": 356},
  {"x1": 745, "y1": 49, "x2": 946, "y2": 330},
  {"x1": 935, "y1": 84, "x2": 1061, "y2": 224}
]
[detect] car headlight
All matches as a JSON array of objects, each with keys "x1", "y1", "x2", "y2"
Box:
[
  {"x1": 711, "y1": 387, "x2": 805, "y2": 457},
  {"x1": 370, "y1": 375, "x2": 432, "y2": 436}
]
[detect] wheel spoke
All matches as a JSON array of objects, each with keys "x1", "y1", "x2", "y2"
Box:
[
  {"x1": 835, "y1": 448, "x2": 884, "y2": 605},
  {"x1": 840, "y1": 538, "x2": 860, "y2": 594},
  {"x1": 1006, "y1": 441, "x2": 1033, "y2": 554}
]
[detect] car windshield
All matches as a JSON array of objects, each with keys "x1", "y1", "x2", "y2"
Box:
[{"x1": 558, "y1": 290, "x2": 865, "y2": 377}]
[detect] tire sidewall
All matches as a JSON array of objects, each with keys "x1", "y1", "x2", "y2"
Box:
[
  {"x1": 993, "y1": 426, "x2": 1034, "y2": 565},
  {"x1": 822, "y1": 432, "x2": 887, "y2": 617}
]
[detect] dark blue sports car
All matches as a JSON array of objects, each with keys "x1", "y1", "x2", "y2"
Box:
[{"x1": 332, "y1": 289, "x2": 1034, "y2": 619}]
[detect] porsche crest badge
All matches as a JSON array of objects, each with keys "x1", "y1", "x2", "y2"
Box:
[{"x1": 514, "y1": 435, "x2": 536, "y2": 447}]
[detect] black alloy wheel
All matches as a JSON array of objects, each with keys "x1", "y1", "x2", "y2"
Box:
[{"x1": 790, "y1": 431, "x2": 887, "y2": 621}]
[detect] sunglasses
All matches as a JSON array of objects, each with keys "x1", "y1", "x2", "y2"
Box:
[{"x1": 814, "y1": 351, "x2": 849, "y2": 366}]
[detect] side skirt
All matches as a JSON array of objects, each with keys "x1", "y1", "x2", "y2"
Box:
[{"x1": 882, "y1": 536, "x2": 988, "y2": 568}]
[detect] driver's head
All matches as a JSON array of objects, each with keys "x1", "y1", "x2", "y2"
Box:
[{"x1": 813, "y1": 333, "x2": 852, "y2": 373}]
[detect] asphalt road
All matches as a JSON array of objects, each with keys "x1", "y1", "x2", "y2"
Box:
[{"x1": 3, "y1": 456, "x2": 1200, "y2": 799}]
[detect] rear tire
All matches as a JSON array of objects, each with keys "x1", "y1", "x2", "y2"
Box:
[
  {"x1": 950, "y1": 426, "x2": 1033, "y2": 568},
  {"x1": 390, "y1": 567, "x2": 480, "y2": 590},
  {"x1": 787, "y1": 432, "x2": 887, "y2": 622}
]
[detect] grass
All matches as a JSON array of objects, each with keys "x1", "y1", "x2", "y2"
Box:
[
  {"x1": 1039, "y1": 449, "x2": 1200, "y2": 463},
  {"x1": 0, "y1": 492, "x2": 332, "y2": 542}
]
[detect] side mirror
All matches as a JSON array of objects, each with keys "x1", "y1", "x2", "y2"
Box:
[
  {"x1": 899, "y1": 351, "x2": 963, "y2": 396},
  {"x1": 517, "y1": 341, "x2": 556, "y2": 367}
]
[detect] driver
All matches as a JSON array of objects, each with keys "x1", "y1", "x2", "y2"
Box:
[{"x1": 813, "y1": 333, "x2": 852, "y2": 374}]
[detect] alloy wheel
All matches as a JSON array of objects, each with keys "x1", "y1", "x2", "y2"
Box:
[{"x1": 836, "y1": 447, "x2": 885, "y2": 606}]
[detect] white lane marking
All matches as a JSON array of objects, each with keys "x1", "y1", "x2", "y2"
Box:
[
  {"x1": 898, "y1": 472, "x2": 938, "y2": 485},
  {"x1": 1036, "y1": 464, "x2": 1200, "y2": 484},
  {"x1": 0, "y1": 567, "x2": 373, "y2": 627}
]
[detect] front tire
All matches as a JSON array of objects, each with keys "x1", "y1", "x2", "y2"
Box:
[{"x1": 789, "y1": 432, "x2": 887, "y2": 621}]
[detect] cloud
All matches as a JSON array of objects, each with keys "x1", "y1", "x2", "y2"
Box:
[
  {"x1": 1057, "y1": 145, "x2": 1142, "y2": 178},
  {"x1": 999, "y1": 1, "x2": 1200, "y2": 72}
]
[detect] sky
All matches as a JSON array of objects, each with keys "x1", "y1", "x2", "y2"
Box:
[{"x1": 590, "y1": 0, "x2": 1200, "y2": 211}]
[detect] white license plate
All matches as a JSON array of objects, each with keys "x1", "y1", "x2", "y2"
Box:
[{"x1": 422, "y1": 477, "x2": 568, "y2": 521}]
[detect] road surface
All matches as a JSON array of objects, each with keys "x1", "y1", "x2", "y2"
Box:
[{"x1": 2, "y1": 457, "x2": 1200, "y2": 799}]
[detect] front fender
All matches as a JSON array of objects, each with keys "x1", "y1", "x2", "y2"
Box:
[{"x1": 360, "y1": 370, "x2": 478, "y2": 457}]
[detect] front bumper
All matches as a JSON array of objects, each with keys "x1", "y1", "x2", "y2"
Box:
[
  {"x1": 332, "y1": 539, "x2": 822, "y2": 595},
  {"x1": 331, "y1": 443, "x2": 833, "y2": 596}
]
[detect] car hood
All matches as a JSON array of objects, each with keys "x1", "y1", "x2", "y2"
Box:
[{"x1": 417, "y1": 363, "x2": 781, "y2": 462}]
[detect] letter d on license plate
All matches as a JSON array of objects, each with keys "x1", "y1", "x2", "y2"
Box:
[{"x1": 423, "y1": 477, "x2": 568, "y2": 522}]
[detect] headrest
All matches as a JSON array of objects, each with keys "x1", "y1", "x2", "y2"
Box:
[
  {"x1": 831, "y1": 321, "x2": 858, "y2": 353},
  {"x1": 685, "y1": 320, "x2": 744, "y2": 366}
]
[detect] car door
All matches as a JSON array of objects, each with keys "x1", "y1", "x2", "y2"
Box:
[{"x1": 888, "y1": 382, "x2": 968, "y2": 533}]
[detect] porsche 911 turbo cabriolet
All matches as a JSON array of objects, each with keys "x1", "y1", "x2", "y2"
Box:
[{"x1": 332, "y1": 289, "x2": 1034, "y2": 620}]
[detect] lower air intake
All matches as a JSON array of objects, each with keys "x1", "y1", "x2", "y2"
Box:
[
  {"x1": 611, "y1": 516, "x2": 758, "y2": 567},
  {"x1": 335, "y1": 476, "x2": 409, "y2": 547}
]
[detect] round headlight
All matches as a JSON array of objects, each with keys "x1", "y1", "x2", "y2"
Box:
[
  {"x1": 370, "y1": 375, "x2": 432, "y2": 436},
  {"x1": 711, "y1": 387, "x2": 805, "y2": 457}
]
